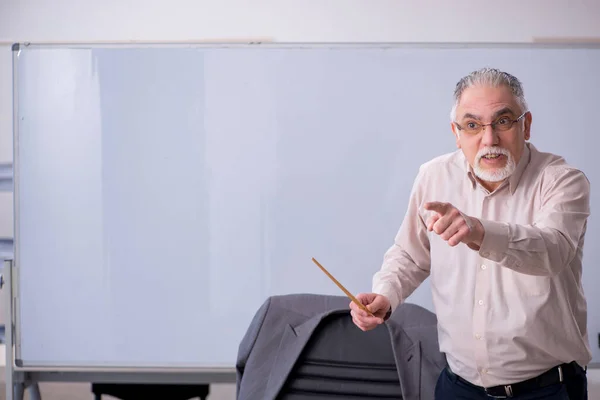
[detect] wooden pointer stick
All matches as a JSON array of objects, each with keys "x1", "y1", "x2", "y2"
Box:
[{"x1": 311, "y1": 257, "x2": 375, "y2": 317}]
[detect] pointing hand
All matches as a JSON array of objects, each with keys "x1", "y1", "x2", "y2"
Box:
[{"x1": 424, "y1": 202, "x2": 484, "y2": 249}]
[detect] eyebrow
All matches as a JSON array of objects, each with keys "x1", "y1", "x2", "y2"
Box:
[
  {"x1": 461, "y1": 107, "x2": 516, "y2": 121},
  {"x1": 492, "y1": 107, "x2": 516, "y2": 119}
]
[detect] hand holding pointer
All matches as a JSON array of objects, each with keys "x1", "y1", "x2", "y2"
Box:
[
  {"x1": 349, "y1": 293, "x2": 390, "y2": 331},
  {"x1": 424, "y1": 202, "x2": 485, "y2": 249}
]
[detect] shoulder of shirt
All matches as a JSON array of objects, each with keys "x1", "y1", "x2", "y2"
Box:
[{"x1": 530, "y1": 144, "x2": 590, "y2": 186}]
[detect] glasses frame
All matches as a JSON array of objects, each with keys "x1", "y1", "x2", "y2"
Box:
[{"x1": 454, "y1": 111, "x2": 529, "y2": 135}]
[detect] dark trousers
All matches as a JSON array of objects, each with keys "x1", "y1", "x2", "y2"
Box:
[{"x1": 434, "y1": 364, "x2": 587, "y2": 400}]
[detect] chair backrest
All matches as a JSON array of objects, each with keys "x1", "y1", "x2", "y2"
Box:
[{"x1": 277, "y1": 312, "x2": 402, "y2": 399}]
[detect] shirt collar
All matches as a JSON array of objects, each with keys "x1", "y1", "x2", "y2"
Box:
[
  {"x1": 507, "y1": 142, "x2": 531, "y2": 194},
  {"x1": 465, "y1": 143, "x2": 532, "y2": 195}
]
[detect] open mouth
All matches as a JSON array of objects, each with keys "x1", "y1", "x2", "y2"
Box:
[
  {"x1": 479, "y1": 154, "x2": 507, "y2": 166},
  {"x1": 482, "y1": 154, "x2": 504, "y2": 160}
]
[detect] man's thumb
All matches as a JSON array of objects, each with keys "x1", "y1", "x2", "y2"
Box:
[{"x1": 366, "y1": 297, "x2": 383, "y2": 312}]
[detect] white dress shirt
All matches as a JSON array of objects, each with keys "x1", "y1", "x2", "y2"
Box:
[{"x1": 372, "y1": 142, "x2": 592, "y2": 387}]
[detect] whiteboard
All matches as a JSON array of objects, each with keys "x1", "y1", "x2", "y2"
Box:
[{"x1": 12, "y1": 43, "x2": 600, "y2": 368}]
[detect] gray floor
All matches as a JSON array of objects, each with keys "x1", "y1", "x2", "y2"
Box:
[
  {"x1": 1, "y1": 373, "x2": 600, "y2": 400},
  {"x1": 0, "y1": 383, "x2": 236, "y2": 400}
]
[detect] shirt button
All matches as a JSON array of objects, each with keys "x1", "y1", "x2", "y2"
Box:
[
  {"x1": 475, "y1": 334, "x2": 481, "y2": 339},
  {"x1": 478, "y1": 300, "x2": 484, "y2": 306},
  {"x1": 481, "y1": 265, "x2": 487, "y2": 270}
]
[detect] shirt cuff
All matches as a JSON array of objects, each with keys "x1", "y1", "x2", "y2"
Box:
[
  {"x1": 372, "y1": 282, "x2": 402, "y2": 315},
  {"x1": 478, "y1": 219, "x2": 509, "y2": 259}
]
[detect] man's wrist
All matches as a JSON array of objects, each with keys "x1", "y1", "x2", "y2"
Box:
[
  {"x1": 469, "y1": 217, "x2": 485, "y2": 247},
  {"x1": 475, "y1": 218, "x2": 485, "y2": 245},
  {"x1": 477, "y1": 219, "x2": 510, "y2": 257}
]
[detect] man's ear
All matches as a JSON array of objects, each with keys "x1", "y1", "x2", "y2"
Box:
[
  {"x1": 451, "y1": 122, "x2": 461, "y2": 148},
  {"x1": 523, "y1": 112, "x2": 532, "y2": 141}
]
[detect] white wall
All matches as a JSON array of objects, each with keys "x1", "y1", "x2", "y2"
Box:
[
  {"x1": 1, "y1": 0, "x2": 600, "y2": 44},
  {"x1": 0, "y1": 0, "x2": 599, "y2": 379},
  {"x1": 0, "y1": 43, "x2": 12, "y2": 238}
]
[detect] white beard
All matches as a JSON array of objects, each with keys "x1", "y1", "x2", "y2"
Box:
[{"x1": 473, "y1": 147, "x2": 516, "y2": 182}]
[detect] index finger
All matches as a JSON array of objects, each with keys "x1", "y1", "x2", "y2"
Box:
[
  {"x1": 424, "y1": 201, "x2": 449, "y2": 214},
  {"x1": 351, "y1": 308, "x2": 384, "y2": 325},
  {"x1": 349, "y1": 299, "x2": 374, "y2": 317}
]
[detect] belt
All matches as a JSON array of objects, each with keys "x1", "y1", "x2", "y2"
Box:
[{"x1": 451, "y1": 362, "x2": 579, "y2": 398}]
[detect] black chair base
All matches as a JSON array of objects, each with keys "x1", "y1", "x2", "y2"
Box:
[{"x1": 91, "y1": 383, "x2": 210, "y2": 400}]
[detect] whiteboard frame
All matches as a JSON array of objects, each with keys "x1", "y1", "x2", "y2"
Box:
[
  {"x1": 8, "y1": 42, "x2": 600, "y2": 399},
  {"x1": 11, "y1": 43, "x2": 22, "y2": 367}
]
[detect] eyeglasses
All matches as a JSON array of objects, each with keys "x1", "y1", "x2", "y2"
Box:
[{"x1": 454, "y1": 111, "x2": 528, "y2": 135}]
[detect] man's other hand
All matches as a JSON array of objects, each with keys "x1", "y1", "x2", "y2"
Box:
[
  {"x1": 349, "y1": 293, "x2": 390, "y2": 331},
  {"x1": 424, "y1": 201, "x2": 484, "y2": 248}
]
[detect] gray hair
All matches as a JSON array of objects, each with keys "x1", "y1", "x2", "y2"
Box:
[{"x1": 450, "y1": 67, "x2": 528, "y2": 121}]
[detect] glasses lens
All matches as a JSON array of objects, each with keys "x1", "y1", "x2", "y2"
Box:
[
  {"x1": 463, "y1": 122, "x2": 481, "y2": 134},
  {"x1": 495, "y1": 117, "x2": 514, "y2": 131}
]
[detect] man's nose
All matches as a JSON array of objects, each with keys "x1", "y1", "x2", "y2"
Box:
[{"x1": 481, "y1": 125, "x2": 499, "y2": 146}]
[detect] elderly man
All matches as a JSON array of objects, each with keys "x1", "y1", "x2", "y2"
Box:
[{"x1": 350, "y1": 68, "x2": 590, "y2": 399}]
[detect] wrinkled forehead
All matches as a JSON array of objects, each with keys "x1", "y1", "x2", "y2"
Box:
[{"x1": 456, "y1": 84, "x2": 522, "y2": 119}]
